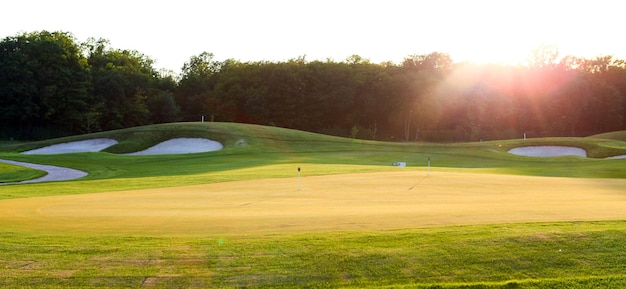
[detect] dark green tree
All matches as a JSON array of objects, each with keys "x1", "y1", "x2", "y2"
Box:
[
  {"x1": 148, "y1": 91, "x2": 180, "y2": 123},
  {"x1": 86, "y1": 38, "x2": 156, "y2": 130},
  {"x1": 0, "y1": 31, "x2": 91, "y2": 139},
  {"x1": 176, "y1": 52, "x2": 222, "y2": 121}
]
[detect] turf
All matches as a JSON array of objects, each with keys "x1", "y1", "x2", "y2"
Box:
[
  {"x1": 1, "y1": 122, "x2": 625, "y2": 199},
  {"x1": 590, "y1": 130, "x2": 626, "y2": 141},
  {"x1": 1, "y1": 122, "x2": 626, "y2": 288},
  {"x1": 0, "y1": 162, "x2": 46, "y2": 183},
  {"x1": 0, "y1": 222, "x2": 624, "y2": 288},
  {"x1": 1, "y1": 170, "x2": 625, "y2": 236}
]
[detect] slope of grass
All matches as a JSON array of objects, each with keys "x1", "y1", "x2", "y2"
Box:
[
  {"x1": 589, "y1": 130, "x2": 626, "y2": 141},
  {"x1": 1, "y1": 122, "x2": 626, "y2": 199},
  {"x1": 0, "y1": 162, "x2": 46, "y2": 183},
  {"x1": 0, "y1": 122, "x2": 356, "y2": 154},
  {"x1": 0, "y1": 221, "x2": 624, "y2": 288},
  {"x1": 1, "y1": 123, "x2": 626, "y2": 288}
]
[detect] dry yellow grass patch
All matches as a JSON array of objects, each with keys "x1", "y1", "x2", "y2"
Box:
[{"x1": 1, "y1": 171, "x2": 625, "y2": 235}]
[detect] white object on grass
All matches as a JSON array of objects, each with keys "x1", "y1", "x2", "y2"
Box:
[
  {"x1": 21, "y1": 138, "x2": 118, "y2": 155},
  {"x1": 125, "y1": 138, "x2": 223, "y2": 155},
  {"x1": 508, "y1": 146, "x2": 587, "y2": 157}
]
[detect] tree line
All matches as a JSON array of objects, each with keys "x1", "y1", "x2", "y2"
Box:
[{"x1": 2, "y1": 31, "x2": 625, "y2": 141}]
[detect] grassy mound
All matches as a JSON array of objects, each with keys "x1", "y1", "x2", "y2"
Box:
[
  {"x1": 1, "y1": 122, "x2": 626, "y2": 288},
  {"x1": 589, "y1": 130, "x2": 626, "y2": 141},
  {"x1": 0, "y1": 162, "x2": 46, "y2": 183},
  {"x1": 0, "y1": 122, "x2": 360, "y2": 154},
  {"x1": 1, "y1": 122, "x2": 626, "y2": 191},
  {"x1": 3, "y1": 122, "x2": 626, "y2": 157}
]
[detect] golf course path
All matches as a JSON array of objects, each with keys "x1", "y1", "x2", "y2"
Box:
[{"x1": 0, "y1": 159, "x2": 87, "y2": 185}]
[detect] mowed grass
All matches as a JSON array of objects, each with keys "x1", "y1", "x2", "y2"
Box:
[
  {"x1": 1, "y1": 123, "x2": 626, "y2": 288},
  {"x1": 1, "y1": 222, "x2": 625, "y2": 288},
  {"x1": 0, "y1": 162, "x2": 45, "y2": 183},
  {"x1": 1, "y1": 170, "x2": 626, "y2": 235},
  {"x1": 1, "y1": 123, "x2": 625, "y2": 200}
]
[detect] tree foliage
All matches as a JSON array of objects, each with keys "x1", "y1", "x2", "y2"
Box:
[
  {"x1": 0, "y1": 32, "x2": 176, "y2": 138},
  {"x1": 176, "y1": 51, "x2": 626, "y2": 141},
  {"x1": 0, "y1": 31, "x2": 91, "y2": 138},
  {"x1": 2, "y1": 31, "x2": 626, "y2": 141},
  {"x1": 85, "y1": 38, "x2": 159, "y2": 130}
]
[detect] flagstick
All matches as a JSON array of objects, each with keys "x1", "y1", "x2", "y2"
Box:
[{"x1": 297, "y1": 167, "x2": 301, "y2": 191}]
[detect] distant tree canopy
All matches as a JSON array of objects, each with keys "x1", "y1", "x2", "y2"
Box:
[
  {"x1": 176, "y1": 49, "x2": 626, "y2": 141},
  {"x1": 2, "y1": 31, "x2": 626, "y2": 141},
  {"x1": 0, "y1": 31, "x2": 175, "y2": 139},
  {"x1": 0, "y1": 31, "x2": 91, "y2": 138}
]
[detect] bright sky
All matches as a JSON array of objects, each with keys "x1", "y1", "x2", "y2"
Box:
[{"x1": 3, "y1": 0, "x2": 625, "y2": 72}]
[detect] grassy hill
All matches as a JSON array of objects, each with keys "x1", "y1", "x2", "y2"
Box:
[
  {"x1": 0, "y1": 162, "x2": 46, "y2": 182},
  {"x1": 589, "y1": 130, "x2": 626, "y2": 141},
  {"x1": 0, "y1": 123, "x2": 626, "y2": 174},
  {"x1": 1, "y1": 123, "x2": 626, "y2": 288},
  {"x1": 1, "y1": 122, "x2": 626, "y2": 193}
]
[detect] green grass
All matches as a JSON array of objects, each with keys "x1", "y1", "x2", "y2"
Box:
[
  {"x1": 0, "y1": 162, "x2": 45, "y2": 183},
  {"x1": 0, "y1": 221, "x2": 624, "y2": 288},
  {"x1": 589, "y1": 130, "x2": 626, "y2": 141},
  {"x1": 1, "y1": 122, "x2": 626, "y2": 288},
  {"x1": 1, "y1": 122, "x2": 625, "y2": 199}
]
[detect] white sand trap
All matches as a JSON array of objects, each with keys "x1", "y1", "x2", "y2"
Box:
[
  {"x1": 125, "y1": 138, "x2": 223, "y2": 155},
  {"x1": 508, "y1": 146, "x2": 587, "y2": 157},
  {"x1": 21, "y1": 138, "x2": 118, "y2": 155},
  {"x1": 607, "y1": 155, "x2": 626, "y2": 159},
  {"x1": 0, "y1": 159, "x2": 88, "y2": 185}
]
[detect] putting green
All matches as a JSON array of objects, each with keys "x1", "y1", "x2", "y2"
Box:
[{"x1": 1, "y1": 171, "x2": 625, "y2": 236}]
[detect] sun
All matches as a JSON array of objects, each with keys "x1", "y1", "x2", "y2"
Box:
[{"x1": 450, "y1": 41, "x2": 537, "y2": 66}]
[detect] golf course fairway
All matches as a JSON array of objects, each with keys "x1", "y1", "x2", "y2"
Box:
[
  {"x1": 1, "y1": 123, "x2": 626, "y2": 288},
  {"x1": 1, "y1": 170, "x2": 624, "y2": 235}
]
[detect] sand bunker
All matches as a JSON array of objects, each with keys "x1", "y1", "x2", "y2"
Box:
[
  {"x1": 508, "y1": 146, "x2": 587, "y2": 157},
  {"x1": 0, "y1": 159, "x2": 88, "y2": 184},
  {"x1": 21, "y1": 138, "x2": 118, "y2": 155},
  {"x1": 2, "y1": 138, "x2": 223, "y2": 184},
  {"x1": 124, "y1": 138, "x2": 223, "y2": 155},
  {"x1": 607, "y1": 155, "x2": 626, "y2": 159},
  {"x1": 20, "y1": 138, "x2": 222, "y2": 156}
]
